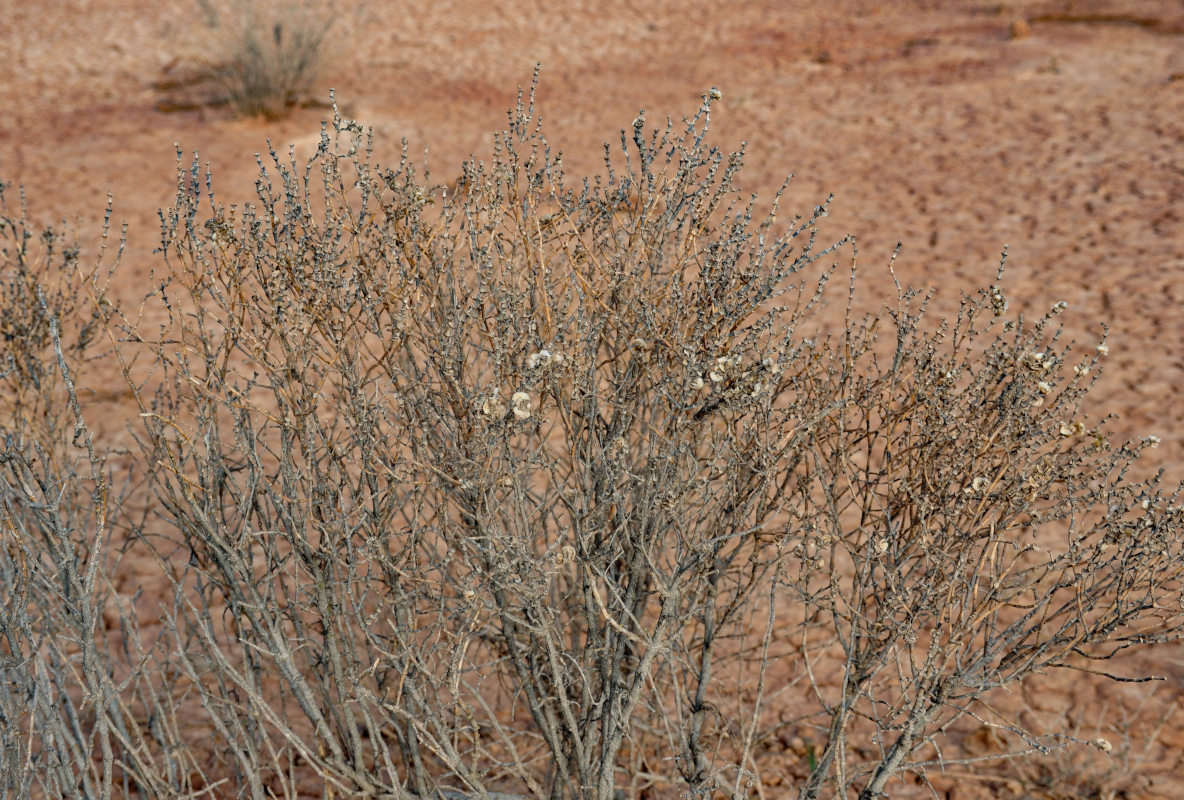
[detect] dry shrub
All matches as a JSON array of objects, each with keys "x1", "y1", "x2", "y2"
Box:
[
  {"x1": 0, "y1": 187, "x2": 137, "y2": 799},
  {"x1": 176, "y1": 0, "x2": 335, "y2": 119},
  {"x1": 2, "y1": 78, "x2": 1183, "y2": 799}
]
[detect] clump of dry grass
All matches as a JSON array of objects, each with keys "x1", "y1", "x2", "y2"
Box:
[
  {"x1": 2, "y1": 76, "x2": 1183, "y2": 799},
  {"x1": 173, "y1": 0, "x2": 335, "y2": 118}
]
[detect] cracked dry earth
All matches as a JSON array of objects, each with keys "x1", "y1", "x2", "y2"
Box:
[{"x1": 2, "y1": 0, "x2": 1183, "y2": 797}]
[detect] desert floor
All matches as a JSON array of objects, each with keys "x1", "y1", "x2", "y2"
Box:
[{"x1": 2, "y1": 0, "x2": 1183, "y2": 796}]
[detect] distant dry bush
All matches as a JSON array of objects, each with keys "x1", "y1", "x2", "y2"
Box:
[
  {"x1": 2, "y1": 78, "x2": 1183, "y2": 800},
  {"x1": 177, "y1": 0, "x2": 335, "y2": 118}
]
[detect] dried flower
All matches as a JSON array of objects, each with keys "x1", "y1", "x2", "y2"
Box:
[
  {"x1": 989, "y1": 286, "x2": 1008, "y2": 317},
  {"x1": 964, "y1": 476, "x2": 991, "y2": 495},
  {"x1": 1093, "y1": 738, "x2": 1113, "y2": 753},
  {"x1": 1050, "y1": 300, "x2": 1067, "y2": 315},
  {"x1": 1021, "y1": 351, "x2": 1049, "y2": 372},
  {"x1": 1146, "y1": 435, "x2": 1161, "y2": 449},
  {"x1": 1060, "y1": 420, "x2": 1086, "y2": 437},
  {"x1": 480, "y1": 389, "x2": 506, "y2": 419},
  {"x1": 527, "y1": 349, "x2": 561, "y2": 369},
  {"x1": 709, "y1": 355, "x2": 736, "y2": 383},
  {"x1": 708, "y1": 87, "x2": 722, "y2": 100},
  {"x1": 1096, "y1": 342, "x2": 1109, "y2": 356},
  {"x1": 511, "y1": 391, "x2": 532, "y2": 420},
  {"x1": 1037, "y1": 381, "x2": 1053, "y2": 395},
  {"x1": 1074, "y1": 363, "x2": 1090, "y2": 377}
]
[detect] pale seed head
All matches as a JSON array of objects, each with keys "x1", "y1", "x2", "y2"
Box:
[
  {"x1": 481, "y1": 389, "x2": 506, "y2": 419},
  {"x1": 511, "y1": 391, "x2": 532, "y2": 420}
]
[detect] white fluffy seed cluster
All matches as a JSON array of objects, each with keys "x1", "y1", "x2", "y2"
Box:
[
  {"x1": 511, "y1": 391, "x2": 532, "y2": 420},
  {"x1": 964, "y1": 476, "x2": 991, "y2": 495},
  {"x1": 479, "y1": 388, "x2": 533, "y2": 421},
  {"x1": 527, "y1": 349, "x2": 564, "y2": 370}
]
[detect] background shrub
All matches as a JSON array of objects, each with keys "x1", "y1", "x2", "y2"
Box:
[
  {"x1": 186, "y1": 0, "x2": 335, "y2": 119},
  {"x1": 2, "y1": 82, "x2": 1182, "y2": 799}
]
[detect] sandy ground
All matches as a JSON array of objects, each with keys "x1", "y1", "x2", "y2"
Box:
[{"x1": 3, "y1": 0, "x2": 1183, "y2": 796}]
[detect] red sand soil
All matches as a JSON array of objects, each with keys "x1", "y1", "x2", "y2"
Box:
[{"x1": 3, "y1": 0, "x2": 1183, "y2": 796}]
